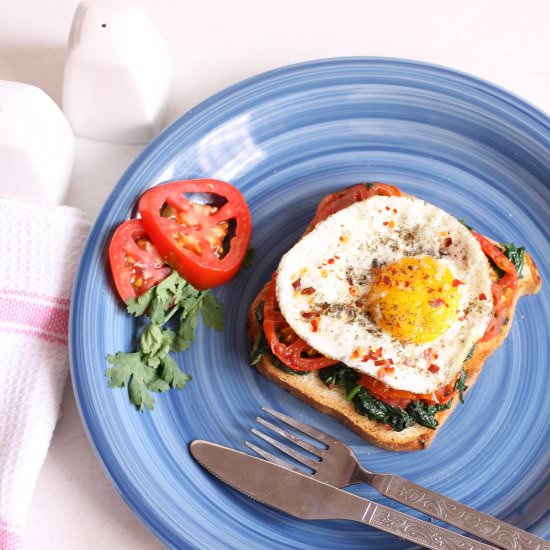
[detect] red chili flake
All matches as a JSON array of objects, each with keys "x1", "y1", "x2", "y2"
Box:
[
  {"x1": 429, "y1": 298, "x2": 446, "y2": 308},
  {"x1": 393, "y1": 208, "x2": 397, "y2": 214},
  {"x1": 385, "y1": 206, "x2": 391, "y2": 211},
  {"x1": 376, "y1": 347, "x2": 383, "y2": 357},
  {"x1": 404, "y1": 358, "x2": 415, "y2": 367},
  {"x1": 384, "y1": 424, "x2": 393, "y2": 431},
  {"x1": 385, "y1": 366, "x2": 395, "y2": 374},
  {"x1": 387, "y1": 358, "x2": 394, "y2": 365},
  {"x1": 458, "y1": 316, "x2": 466, "y2": 321},
  {"x1": 444, "y1": 237, "x2": 453, "y2": 247},
  {"x1": 301, "y1": 311, "x2": 315, "y2": 319},
  {"x1": 301, "y1": 287, "x2": 316, "y2": 295},
  {"x1": 438, "y1": 287, "x2": 442, "y2": 292},
  {"x1": 383, "y1": 221, "x2": 389, "y2": 226},
  {"x1": 427, "y1": 287, "x2": 434, "y2": 293},
  {"x1": 391, "y1": 268, "x2": 397, "y2": 275},
  {"x1": 311, "y1": 318, "x2": 319, "y2": 332},
  {"x1": 327, "y1": 258, "x2": 335, "y2": 264},
  {"x1": 479, "y1": 293, "x2": 487, "y2": 301},
  {"x1": 383, "y1": 276, "x2": 391, "y2": 285},
  {"x1": 377, "y1": 367, "x2": 387, "y2": 378},
  {"x1": 292, "y1": 278, "x2": 301, "y2": 291},
  {"x1": 452, "y1": 279, "x2": 464, "y2": 287},
  {"x1": 374, "y1": 359, "x2": 386, "y2": 366},
  {"x1": 355, "y1": 300, "x2": 364, "y2": 307},
  {"x1": 346, "y1": 276, "x2": 353, "y2": 285},
  {"x1": 404, "y1": 281, "x2": 410, "y2": 287},
  {"x1": 334, "y1": 255, "x2": 340, "y2": 260},
  {"x1": 351, "y1": 349, "x2": 360, "y2": 359},
  {"x1": 428, "y1": 364, "x2": 440, "y2": 373}
]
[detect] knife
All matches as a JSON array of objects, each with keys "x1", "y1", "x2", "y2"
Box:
[{"x1": 190, "y1": 440, "x2": 499, "y2": 550}]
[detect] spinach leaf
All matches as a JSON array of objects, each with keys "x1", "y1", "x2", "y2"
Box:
[
  {"x1": 354, "y1": 389, "x2": 414, "y2": 432},
  {"x1": 407, "y1": 400, "x2": 452, "y2": 429},
  {"x1": 319, "y1": 364, "x2": 348, "y2": 388},
  {"x1": 502, "y1": 242, "x2": 525, "y2": 278},
  {"x1": 454, "y1": 369, "x2": 468, "y2": 403}
]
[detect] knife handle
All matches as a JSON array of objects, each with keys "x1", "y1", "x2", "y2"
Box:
[
  {"x1": 369, "y1": 473, "x2": 550, "y2": 550},
  {"x1": 359, "y1": 499, "x2": 497, "y2": 550}
]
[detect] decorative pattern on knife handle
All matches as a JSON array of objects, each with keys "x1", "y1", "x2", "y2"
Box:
[
  {"x1": 361, "y1": 502, "x2": 496, "y2": 550},
  {"x1": 374, "y1": 475, "x2": 550, "y2": 550}
]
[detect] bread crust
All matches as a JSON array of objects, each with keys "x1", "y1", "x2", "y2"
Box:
[{"x1": 247, "y1": 245, "x2": 541, "y2": 451}]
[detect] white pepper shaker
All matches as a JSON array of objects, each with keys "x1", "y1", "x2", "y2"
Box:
[{"x1": 62, "y1": 0, "x2": 172, "y2": 144}]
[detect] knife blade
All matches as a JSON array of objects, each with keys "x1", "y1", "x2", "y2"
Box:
[{"x1": 190, "y1": 440, "x2": 499, "y2": 550}]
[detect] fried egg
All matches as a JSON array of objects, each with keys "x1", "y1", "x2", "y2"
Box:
[{"x1": 276, "y1": 195, "x2": 493, "y2": 394}]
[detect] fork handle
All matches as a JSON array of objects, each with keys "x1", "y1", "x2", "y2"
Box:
[{"x1": 367, "y1": 473, "x2": 550, "y2": 550}]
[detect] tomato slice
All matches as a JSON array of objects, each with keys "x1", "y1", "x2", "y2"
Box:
[
  {"x1": 359, "y1": 374, "x2": 456, "y2": 407},
  {"x1": 138, "y1": 179, "x2": 252, "y2": 290},
  {"x1": 471, "y1": 231, "x2": 518, "y2": 341},
  {"x1": 311, "y1": 182, "x2": 402, "y2": 226},
  {"x1": 263, "y1": 278, "x2": 338, "y2": 371},
  {"x1": 109, "y1": 219, "x2": 171, "y2": 302}
]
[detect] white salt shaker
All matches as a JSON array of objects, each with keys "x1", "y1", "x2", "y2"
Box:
[
  {"x1": 0, "y1": 80, "x2": 74, "y2": 204},
  {"x1": 62, "y1": 0, "x2": 171, "y2": 144}
]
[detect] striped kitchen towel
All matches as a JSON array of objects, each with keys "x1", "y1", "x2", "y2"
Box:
[{"x1": 0, "y1": 199, "x2": 89, "y2": 549}]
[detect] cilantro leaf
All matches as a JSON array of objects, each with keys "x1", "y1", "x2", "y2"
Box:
[
  {"x1": 106, "y1": 352, "x2": 143, "y2": 387},
  {"x1": 140, "y1": 323, "x2": 174, "y2": 367},
  {"x1": 173, "y1": 300, "x2": 201, "y2": 352},
  {"x1": 106, "y1": 352, "x2": 159, "y2": 411},
  {"x1": 159, "y1": 354, "x2": 192, "y2": 389},
  {"x1": 201, "y1": 291, "x2": 224, "y2": 331},
  {"x1": 126, "y1": 287, "x2": 155, "y2": 317},
  {"x1": 107, "y1": 270, "x2": 224, "y2": 410}
]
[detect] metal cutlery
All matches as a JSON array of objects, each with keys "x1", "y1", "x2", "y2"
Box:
[
  {"x1": 191, "y1": 439, "x2": 497, "y2": 550},
  {"x1": 246, "y1": 407, "x2": 549, "y2": 550}
]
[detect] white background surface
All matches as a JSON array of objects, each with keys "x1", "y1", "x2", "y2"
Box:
[{"x1": 1, "y1": 1, "x2": 548, "y2": 548}]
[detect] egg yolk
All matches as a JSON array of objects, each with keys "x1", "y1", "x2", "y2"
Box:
[{"x1": 366, "y1": 256, "x2": 461, "y2": 344}]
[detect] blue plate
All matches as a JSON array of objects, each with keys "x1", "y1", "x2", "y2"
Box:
[{"x1": 70, "y1": 58, "x2": 550, "y2": 549}]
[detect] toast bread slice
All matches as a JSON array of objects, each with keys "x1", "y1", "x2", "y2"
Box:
[{"x1": 247, "y1": 242, "x2": 541, "y2": 451}]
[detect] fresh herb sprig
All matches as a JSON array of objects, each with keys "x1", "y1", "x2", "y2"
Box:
[{"x1": 107, "y1": 271, "x2": 224, "y2": 410}]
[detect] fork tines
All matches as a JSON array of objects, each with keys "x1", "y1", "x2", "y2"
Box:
[{"x1": 245, "y1": 407, "x2": 331, "y2": 472}]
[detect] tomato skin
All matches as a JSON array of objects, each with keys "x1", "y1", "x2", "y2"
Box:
[
  {"x1": 359, "y1": 374, "x2": 456, "y2": 407},
  {"x1": 263, "y1": 278, "x2": 338, "y2": 371},
  {"x1": 312, "y1": 182, "x2": 402, "y2": 226},
  {"x1": 138, "y1": 179, "x2": 252, "y2": 290},
  {"x1": 471, "y1": 231, "x2": 518, "y2": 341},
  {"x1": 109, "y1": 219, "x2": 171, "y2": 302}
]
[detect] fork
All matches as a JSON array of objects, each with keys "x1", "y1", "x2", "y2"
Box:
[{"x1": 246, "y1": 407, "x2": 550, "y2": 550}]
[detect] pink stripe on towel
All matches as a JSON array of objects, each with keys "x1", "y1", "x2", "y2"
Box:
[
  {"x1": 0, "y1": 519, "x2": 22, "y2": 550},
  {"x1": 0, "y1": 295, "x2": 69, "y2": 337},
  {"x1": 0, "y1": 289, "x2": 70, "y2": 306}
]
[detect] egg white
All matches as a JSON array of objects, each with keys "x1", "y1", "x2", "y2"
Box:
[{"x1": 276, "y1": 195, "x2": 493, "y2": 394}]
